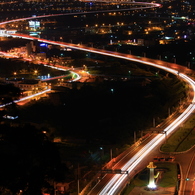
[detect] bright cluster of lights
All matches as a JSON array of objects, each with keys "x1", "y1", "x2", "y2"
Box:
[{"x1": 0, "y1": 89, "x2": 51, "y2": 109}]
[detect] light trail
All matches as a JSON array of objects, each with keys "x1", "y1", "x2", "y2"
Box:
[
  {"x1": 14, "y1": 88, "x2": 51, "y2": 103},
  {"x1": 0, "y1": 1, "x2": 161, "y2": 27},
  {"x1": 97, "y1": 71, "x2": 195, "y2": 194},
  {"x1": 191, "y1": 181, "x2": 195, "y2": 195},
  {"x1": 34, "y1": 62, "x2": 81, "y2": 81},
  {"x1": 4, "y1": 1, "x2": 195, "y2": 194},
  {"x1": 0, "y1": 88, "x2": 51, "y2": 108},
  {"x1": 9, "y1": 32, "x2": 195, "y2": 195},
  {"x1": 0, "y1": 49, "x2": 81, "y2": 107},
  {"x1": 5, "y1": 31, "x2": 194, "y2": 195}
]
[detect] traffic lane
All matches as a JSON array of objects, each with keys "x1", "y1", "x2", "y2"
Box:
[
  {"x1": 173, "y1": 145, "x2": 195, "y2": 195},
  {"x1": 88, "y1": 134, "x2": 157, "y2": 195},
  {"x1": 179, "y1": 149, "x2": 195, "y2": 195}
]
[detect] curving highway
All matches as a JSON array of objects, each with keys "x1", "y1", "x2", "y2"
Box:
[
  {"x1": 0, "y1": 1, "x2": 161, "y2": 27},
  {"x1": 1, "y1": 1, "x2": 195, "y2": 194},
  {"x1": 9, "y1": 32, "x2": 195, "y2": 194}
]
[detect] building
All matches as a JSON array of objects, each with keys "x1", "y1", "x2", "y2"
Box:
[
  {"x1": 5, "y1": 78, "x2": 47, "y2": 96},
  {"x1": 0, "y1": 28, "x2": 17, "y2": 37},
  {"x1": 18, "y1": 79, "x2": 45, "y2": 92}
]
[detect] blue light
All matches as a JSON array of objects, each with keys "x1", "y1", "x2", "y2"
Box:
[{"x1": 40, "y1": 43, "x2": 48, "y2": 47}]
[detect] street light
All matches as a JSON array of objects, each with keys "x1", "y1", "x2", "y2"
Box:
[
  {"x1": 60, "y1": 36, "x2": 63, "y2": 42},
  {"x1": 34, "y1": 70, "x2": 38, "y2": 75},
  {"x1": 173, "y1": 55, "x2": 176, "y2": 63},
  {"x1": 100, "y1": 147, "x2": 104, "y2": 160},
  {"x1": 83, "y1": 64, "x2": 87, "y2": 70},
  {"x1": 128, "y1": 71, "x2": 131, "y2": 78}
]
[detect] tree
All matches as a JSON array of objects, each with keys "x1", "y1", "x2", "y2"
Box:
[{"x1": 0, "y1": 124, "x2": 67, "y2": 194}]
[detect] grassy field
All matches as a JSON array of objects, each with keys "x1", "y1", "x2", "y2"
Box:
[
  {"x1": 161, "y1": 113, "x2": 195, "y2": 153},
  {"x1": 121, "y1": 162, "x2": 177, "y2": 195}
]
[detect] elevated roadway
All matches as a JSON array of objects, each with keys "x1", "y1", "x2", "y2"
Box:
[
  {"x1": 0, "y1": 1, "x2": 161, "y2": 29},
  {"x1": 10, "y1": 32, "x2": 195, "y2": 195},
  {"x1": 2, "y1": 1, "x2": 195, "y2": 194}
]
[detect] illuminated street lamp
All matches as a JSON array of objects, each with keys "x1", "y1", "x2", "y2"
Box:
[
  {"x1": 100, "y1": 147, "x2": 104, "y2": 160},
  {"x1": 83, "y1": 64, "x2": 87, "y2": 71},
  {"x1": 128, "y1": 71, "x2": 131, "y2": 79},
  {"x1": 173, "y1": 55, "x2": 176, "y2": 64}
]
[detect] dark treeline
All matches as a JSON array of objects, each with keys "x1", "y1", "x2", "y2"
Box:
[{"x1": 0, "y1": 123, "x2": 68, "y2": 195}]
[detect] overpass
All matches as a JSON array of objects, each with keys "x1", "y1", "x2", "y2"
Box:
[
  {"x1": 2, "y1": 1, "x2": 195, "y2": 194},
  {"x1": 10, "y1": 32, "x2": 195, "y2": 195}
]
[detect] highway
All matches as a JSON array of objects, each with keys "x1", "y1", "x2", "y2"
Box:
[
  {"x1": 1, "y1": 1, "x2": 195, "y2": 194},
  {"x1": 87, "y1": 134, "x2": 157, "y2": 194},
  {"x1": 11, "y1": 33, "x2": 195, "y2": 194},
  {"x1": 0, "y1": 1, "x2": 161, "y2": 27},
  {"x1": 0, "y1": 88, "x2": 51, "y2": 108},
  {"x1": 176, "y1": 147, "x2": 195, "y2": 195},
  {"x1": 0, "y1": 50, "x2": 81, "y2": 108}
]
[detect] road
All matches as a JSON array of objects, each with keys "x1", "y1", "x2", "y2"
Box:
[
  {"x1": 7, "y1": 25, "x2": 195, "y2": 195},
  {"x1": 184, "y1": 154, "x2": 195, "y2": 195},
  {"x1": 0, "y1": 1, "x2": 161, "y2": 27},
  {"x1": 88, "y1": 134, "x2": 157, "y2": 194},
  {"x1": 1, "y1": 1, "x2": 195, "y2": 194},
  {"x1": 174, "y1": 145, "x2": 195, "y2": 195}
]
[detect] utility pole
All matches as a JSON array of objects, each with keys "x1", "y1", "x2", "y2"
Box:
[
  {"x1": 110, "y1": 148, "x2": 112, "y2": 161},
  {"x1": 168, "y1": 107, "x2": 171, "y2": 116},
  {"x1": 134, "y1": 131, "x2": 136, "y2": 143},
  {"x1": 188, "y1": 61, "x2": 191, "y2": 69},
  {"x1": 141, "y1": 130, "x2": 143, "y2": 138},
  {"x1": 77, "y1": 164, "x2": 80, "y2": 195},
  {"x1": 153, "y1": 117, "x2": 155, "y2": 127},
  {"x1": 54, "y1": 181, "x2": 57, "y2": 195}
]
